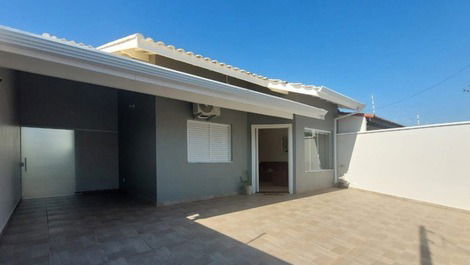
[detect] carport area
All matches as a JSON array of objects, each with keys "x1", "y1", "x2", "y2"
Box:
[
  {"x1": 4, "y1": 69, "x2": 158, "y2": 203},
  {"x1": 1, "y1": 188, "x2": 469, "y2": 265}
]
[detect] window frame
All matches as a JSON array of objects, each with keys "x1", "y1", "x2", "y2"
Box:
[
  {"x1": 187, "y1": 120, "x2": 232, "y2": 163},
  {"x1": 304, "y1": 128, "x2": 333, "y2": 172}
]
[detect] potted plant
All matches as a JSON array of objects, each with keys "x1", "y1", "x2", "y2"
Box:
[
  {"x1": 337, "y1": 177, "x2": 350, "y2": 189},
  {"x1": 240, "y1": 175, "x2": 252, "y2": 195}
]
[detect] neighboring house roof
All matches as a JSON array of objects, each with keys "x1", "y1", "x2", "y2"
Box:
[
  {"x1": 360, "y1": 113, "x2": 404, "y2": 129},
  {"x1": 97, "y1": 33, "x2": 364, "y2": 111},
  {"x1": 0, "y1": 25, "x2": 328, "y2": 119}
]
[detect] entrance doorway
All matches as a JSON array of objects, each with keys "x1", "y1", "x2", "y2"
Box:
[
  {"x1": 251, "y1": 124, "x2": 293, "y2": 194},
  {"x1": 21, "y1": 127, "x2": 75, "y2": 199}
]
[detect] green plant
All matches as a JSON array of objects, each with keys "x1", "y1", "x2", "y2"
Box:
[
  {"x1": 239, "y1": 171, "x2": 253, "y2": 195},
  {"x1": 240, "y1": 173, "x2": 251, "y2": 187}
]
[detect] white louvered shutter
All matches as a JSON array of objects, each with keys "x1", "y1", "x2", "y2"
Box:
[
  {"x1": 209, "y1": 123, "x2": 231, "y2": 162},
  {"x1": 187, "y1": 120, "x2": 231, "y2": 163},
  {"x1": 187, "y1": 121, "x2": 210, "y2": 162}
]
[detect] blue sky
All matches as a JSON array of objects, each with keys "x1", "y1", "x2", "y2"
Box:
[{"x1": 2, "y1": 0, "x2": 470, "y2": 125}]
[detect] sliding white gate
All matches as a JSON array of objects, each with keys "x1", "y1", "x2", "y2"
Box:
[{"x1": 21, "y1": 127, "x2": 75, "y2": 199}]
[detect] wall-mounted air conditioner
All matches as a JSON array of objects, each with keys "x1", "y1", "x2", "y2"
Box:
[{"x1": 192, "y1": 103, "x2": 221, "y2": 120}]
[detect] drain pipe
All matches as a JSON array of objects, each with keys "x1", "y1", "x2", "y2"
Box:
[{"x1": 333, "y1": 111, "x2": 362, "y2": 184}]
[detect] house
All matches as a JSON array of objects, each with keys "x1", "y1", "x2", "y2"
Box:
[
  {"x1": 338, "y1": 112, "x2": 403, "y2": 133},
  {"x1": 0, "y1": 25, "x2": 364, "y2": 231}
]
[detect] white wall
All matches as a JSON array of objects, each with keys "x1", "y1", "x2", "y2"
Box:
[
  {"x1": 338, "y1": 122, "x2": 470, "y2": 211},
  {"x1": 0, "y1": 68, "x2": 21, "y2": 233},
  {"x1": 338, "y1": 115, "x2": 366, "y2": 133}
]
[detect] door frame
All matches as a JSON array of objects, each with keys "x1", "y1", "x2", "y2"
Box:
[{"x1": 251, "y1": 124, "x2": 293, "y2": 194}]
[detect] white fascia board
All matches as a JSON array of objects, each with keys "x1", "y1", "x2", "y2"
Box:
[
  {"x1": 96, "y1": 34, "x2": 140, "y2": 53},
  {"x1": 267, "y1": 81, "x2": 364, "y2": 111},
  {"x1": 0, "y1": 26, "x2": 327, "y2": 120},
  {"x1": 99, "y1": 34, "x2": 364, "y2": 110},
  {"x1": 316, "y1": 86, "x2": 365, "y2": 111}
]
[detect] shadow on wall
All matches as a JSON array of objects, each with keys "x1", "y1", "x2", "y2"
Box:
[
  {"x1": 419, "y1": 226, "x2": 433, "y2": 265},
  {"x1": 337, "y1": 133, "x2": 358, "y2": 179}
]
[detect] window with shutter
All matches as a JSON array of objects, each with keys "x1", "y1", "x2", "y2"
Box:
[{"x1": 187, "y1": 120, "x2": 231, "y2": 163}]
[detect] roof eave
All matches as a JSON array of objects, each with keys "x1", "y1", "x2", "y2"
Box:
[
  {"x1": 0, "y1": 26, "x2": 327, "y2": 120},
  {"x1": 98, "y1": 33, "x2": 364, "y2": 111}
]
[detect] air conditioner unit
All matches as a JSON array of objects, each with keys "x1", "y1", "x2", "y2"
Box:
[{"x1": 193, "y1": 104, "x2": 220, "y2": 120}]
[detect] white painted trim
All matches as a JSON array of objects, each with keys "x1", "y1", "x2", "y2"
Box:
[
  {"x1": 337, "y1": 120, "x2": 470, "y2": 136},
  {"x1": 304, "y1": 128, "x2": 333, "y2": 172},
  {"x1": 0, "y1": 25, "x2": 327, "y2": 120},
  {"x1": 334, "y1": 111, "x2": 361, "y2": 184},
  {"x1": 251, "y1": 125, "x2": 257, "y2": 192},
  {"x1": 251, "y1": 124, "x2": 294, "y2": 194},
  {"x1": 305, "y1": 128, "x2": 331, "y2": 135},
  {"x1": 186, "y1": 119, "x2": 229, "y2": 127}
]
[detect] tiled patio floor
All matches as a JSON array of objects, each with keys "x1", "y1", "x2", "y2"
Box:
[{"x1": 1, "y1": 188, "x2": 470, "y2": 265}]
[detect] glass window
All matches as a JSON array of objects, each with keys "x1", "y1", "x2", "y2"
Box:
[{"x1": 304, "y1": 128, "x2": 332, "y2": 171}]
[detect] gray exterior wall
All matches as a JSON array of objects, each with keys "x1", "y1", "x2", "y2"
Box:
[
  {"x1": 17, "y1": 72, "x2": 120, "y2": 193},
  {"x1": 118, "y1": 91, "x2": 157, "y2": 203},
  {"x1": 247, "y1": 96, "x2": 337, "y2": 194},
  {"x1": 155, "y1": 95, "x2": 337, "y2": 204},
  {"x1": 75, "y1": 131, "x2": 119, "y2": 192},
  {"x1": 151, "y1": 53, "x2": 340, "y2": 195},
  {"x1": 17, "y1": 72, "x2": 117, "y2": 131},
  {"x1": 0, "y1": 68, "x2": 21, "y2": 233},
  {"x1": 155, "y1": 96, "x2": 248, "y2": 204},
  {"x1": 291, "y1": 94, "x2": 338, "y2": 193}
]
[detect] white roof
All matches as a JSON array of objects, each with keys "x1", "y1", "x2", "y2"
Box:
[
  {"x1": 98, "y1": 33, "x2": 364, "y2": 111},
  {"x1": 0, "y1": 25, "x2": 328, "y2": 120}
]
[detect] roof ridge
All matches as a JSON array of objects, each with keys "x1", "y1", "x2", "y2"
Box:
[
  {"x1": 135, "y1": 33, "x2": 272, "y2": 81},
  {"x1": 41, "y1": 33, "x2": 95, "y2": 49},
  {"x1": 130, "y1": 33, "x2": 364, "y2": 108}
]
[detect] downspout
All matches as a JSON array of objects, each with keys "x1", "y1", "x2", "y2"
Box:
[{"x1": 333, "y1": 111, "x2": 362, "y2": 184}]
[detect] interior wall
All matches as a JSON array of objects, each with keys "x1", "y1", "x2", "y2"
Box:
[
  {"x1": 118, "y1": 90, "x2": 157, "y2": 203},
  {"x1": 258, "y1": 129, "x2": 288, "y2": 162},
  {"x1": 16, "y1": 72, "x2": 119, "y2": 193},
  {"x1": 0, "y1": 68, "x2": 21, "y2": 233},
  {"x1": 155, "y1": 96, "x2": 248, "y2": 205}
]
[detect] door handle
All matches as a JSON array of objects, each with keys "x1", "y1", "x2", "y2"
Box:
[{"x1": 23, "y1": 158, "x2": 27, "y2": 172}]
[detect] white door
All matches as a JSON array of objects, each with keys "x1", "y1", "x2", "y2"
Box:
[{"x1": 21, "y1": 127, "x2": 76, "y2": 198}]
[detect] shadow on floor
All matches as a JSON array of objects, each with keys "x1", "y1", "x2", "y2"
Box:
[
  {"x1": 160, "y1": 187, "x2": 343, "y2": 221},
  {"x1": 419, "y1": 225, "x2": 433, "y2": 265},
  {"x1": 0, "y1": 191, "x2": 326, "y2": 265}
]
